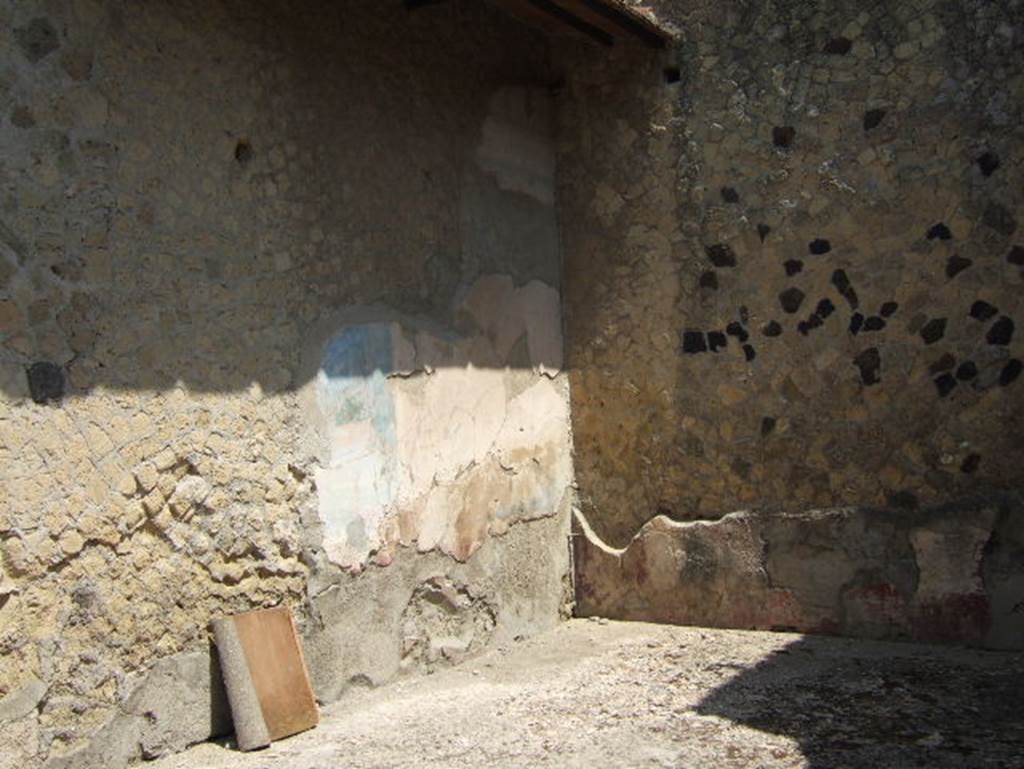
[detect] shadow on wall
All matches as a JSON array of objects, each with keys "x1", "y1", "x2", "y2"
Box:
[
  {"x1": 0, "y1": 0, "x2": 562, "y2": 402},
  {"x1": 695, "y1": 634, "x2": 1024, "y2": 768},
  {"x1": 554, "y1": 0, "x2": 1024, "y2": 548}
]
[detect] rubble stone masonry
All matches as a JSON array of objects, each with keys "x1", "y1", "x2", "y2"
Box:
[{"x1": 559, "y1": 0, "x2": 1024, "y2": 648}]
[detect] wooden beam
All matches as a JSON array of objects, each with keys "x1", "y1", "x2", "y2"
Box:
[
  {"x1": 554, "y1": 0, "x2": 668, "y2": 48},
  {"x1": 521, "y1": 0, "x2": 615, "y2": 46},
  {"x1": 404, "y1": 0, "x2": 448, "y2": 9}
]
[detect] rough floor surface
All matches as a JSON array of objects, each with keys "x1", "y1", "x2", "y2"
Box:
[{"x1": 151, "y1": 620, "x2": 1024, "y2": 769}]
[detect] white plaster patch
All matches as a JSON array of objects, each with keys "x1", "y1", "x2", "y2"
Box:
[
  {"x1": 312, "y1": 276, "x2": 571, "y2": 568},
  {"x1": 476, "y1": 87, "x2": 556, "y2": 206}
]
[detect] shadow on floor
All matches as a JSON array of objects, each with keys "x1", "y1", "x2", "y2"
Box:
[{"x1": 695, "y1": 635, "x2": 1024, "y2": 768}]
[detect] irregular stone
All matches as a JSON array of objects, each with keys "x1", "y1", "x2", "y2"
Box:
[
  {"x1": 779, "y1": 287, "x2": 805, "y2": 314},
  {"x1": 14, "y1": 18, "x2": 60, "y2": 63}
]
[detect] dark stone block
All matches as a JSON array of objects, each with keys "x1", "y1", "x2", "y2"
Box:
[
  {"x1": 1007, "y1": 246, "x2": 1024, "y2": 266},
  {"x1": 934, "y1": 373, "x2": 957, "y2": 397},
  {"x1": 682, "y1": 331, "x2": 707, "y2": 354},
  {"x1": 976, "y1": 152, "x2": 1000, "y2": 178},
  {"x1": 708, "y1": 331, "x2": 728, "y2": 352},
  {"x1": 831, "y1": 269, "x2": 859, "y2": 309},
  {"x1": 970, "y1": 300, "x2": 998, "y2": 321},
  {"x1": 763, "y1": 320, "x2": 783, "y2": 337},
  {"x1": 927, "y1": 223, "x2": 952, "y2": 241},
  {"x1": 849, "y1": 312, "x2": 864, "y2": 335},
  {"x1": 987, "y1": 316, "x2": 1014, "y2": 346},
  {"x1": 757, "y1": 224, "x2": 771, "y2": 242},
  {"x1": 961, "y1": 454, "x2": 981, "y2": 474},
  {"x1": 705, "y1": 244, "x2": 737, "y2": 268},
  {"x1": 864, "y1": 316, "x2": 886, "y2": 332},
  {"x1": 14, "y1": 18, "x2": 60, "y2": 63},
  {"x1": 956, "y1": 361, "x2": 978, "y2": 381},
  {"x1": 699, "y1": 271, "x2": 719, "y2": 290},
  {"x1": 773, "y1": 126, "x2": 796, "y2": 148},
  {"x1": 853, "y1": 348, "x2": 881, "y2": 386},
  {"x1": 982, "y1": 202, "x2": 1017, "y2": 236},
  {"x1": 816, "y1": 298, "x2": 835, "y2": 318},
  {"x1": 946, "y1": 255, "x2": 972, "y2": 279},
  {"x1": 823, "y1": 36, "x2": 852, "y2": 54},
  {"x1": 784, "y1": 259, "x2": 803, "y2": 276},
  {"x1": 920, "y1": 318, "x2": 947, "y2": 345},
  {"x1": 929, "y1": 353, "x2": 956, "y2": 374},
  {"x1": 1001, "y1": 359, "x2": 1022, "y2": 386},
  {"x1": 726, "y1": 322, "x2": 749, "y2": 342},
  {"x1": 26, "y1": 361, "x2": 64, "y2": 404},
  {"x1": 779, "y1": 287, "x2": 805, "y2": 314},
  {"x1": 743, "y1": 344, "x2": 756, "y2": 362},
  {"x1": 760, "y1": 416, "x2": 776, "y2": 436},
  {"x1": 720, "y1": 187, "x2": 740, "y2": 203},
  {"x1": 832, "y1": 269, "x2": 851, "y2": 293},
  {"x1": 880, "y1": 301, "x2": 899, "y2": 318},
  {"x1": 809, "y1": 239, "x2": 831, "y2": 255}
]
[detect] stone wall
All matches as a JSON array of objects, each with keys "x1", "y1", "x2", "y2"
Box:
[
  {"x1": 0, "y1": 2, "x2": 572, "y2": 767},
  {"x1": 558, "y1": 0, "x2": 1024, "y2": 646}
]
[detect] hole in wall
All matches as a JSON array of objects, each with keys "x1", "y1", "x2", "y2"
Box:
[
  {"x1": 853, "y1": 348, "x2": 881, "y2": 386},
  {"x1": 234, "y1": 139, "x2": 253, "y2": 165},
  {"x1": 961, "y1": 454, "x2": 981, "y2": 474},
  {"x1": 920, "y1": 318, "x2": 947, "y2": 345},
  {"x1": 955, "y1": 361, "x2": 978, "y2": 381},
  {"x1": 863, "y1": 108, "x2": 886, "y2": 130},
  {"x1": 726, "y1": 322, "x2": 749, "y2": 342},
  {"x1": 706, "y1": 244, "x2": 737, "y2": 268},
  {"x1": 809, "y1": 239, "x2": 831, "y2": 255},
  {"x1": 1001, "y1": 359, "x2": 1022, "y2": 386},
  {"x1": 927, "y1": 223, "x2": 952, "y2": 241},
  {"x1": 663, "y1": 66, "x2": 681, "y2": 84},
  {"x1": 823, "y1": 36, "x2": 852, "y2": 55},
  {"x1": 773, "y1": 126, "x2": 795, "y2": 148},
  {"x1": 699, "y1": 271, "x2": 719, "y2": 290},
  {"x1": 934, "y1": 373, "x2": 957, "y2": 397},
  {"x1": 946, "y1": 255, "x2": 972, "y2": 279},
  {"x1": 970, "y1": 300, "x2": 998, "y2": 321},
  {"x1": 987, "y1": 316, "x2": 1014, "y2": 346},
  {"x1": 682, "y1": 331, "x2": 707, "y2": 354},
  {"x1": 976, "y1": 151, "x2": 1000, "y2": 177}
]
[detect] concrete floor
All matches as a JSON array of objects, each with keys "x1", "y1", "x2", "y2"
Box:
[{"x1": 153, "y1": 620, "x2": 1024, "y2": 769}]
